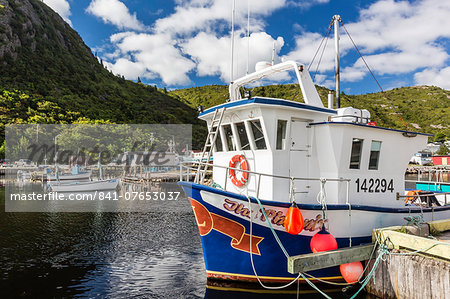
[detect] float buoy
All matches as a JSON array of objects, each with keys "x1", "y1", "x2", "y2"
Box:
[
  {"x1": 284, "y1": 201, "x2": 304, "y2": 235},
  {"x1": 405, "y1": 190, "x2": 418, "y2": 203},
  {"x1": 310, "y1": 226, "x2": 338, "y2": 253},
  {"x1": 340, "y1": 261, "x2": 364, "y2": 284},
  {"x1": 228, "y1": 155, "x2": 249, "y2": 187}
]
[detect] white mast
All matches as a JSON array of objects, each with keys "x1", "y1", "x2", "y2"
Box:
[
  {"x1": 333, "y1": 14, "x2": 341, "y2": 108},
  {"x1": 246, "y1": 0, "x2": 250, "y2": 74},
  {"x1": 230, "y1": 0, "x2": 236, "y2": 83},
  {"x1": 271, "y1": 41, "x2": 275, "y2": 65}
]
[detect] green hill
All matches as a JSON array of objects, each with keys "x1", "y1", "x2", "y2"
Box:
[
  {"x1": 170, "y1": 84, "x2": 450, "y2": 139},
  {"x1": 0, "y1": 0, "x2": 205, "y2": 151},
  {"x1": 0, "y1": 0, "x2": 448, "y2": 156}
]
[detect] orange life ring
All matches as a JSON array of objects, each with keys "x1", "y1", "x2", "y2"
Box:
[{"x1": 228, "y1": 155, "x2": 249, "y2": 187}]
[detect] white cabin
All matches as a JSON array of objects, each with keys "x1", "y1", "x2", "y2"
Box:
[{"x1": 199, "y1": 61, "x2": 429, "y2": 208}]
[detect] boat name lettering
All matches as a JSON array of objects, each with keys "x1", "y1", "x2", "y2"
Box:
[
  {"x1": 355, "y1": 178, "x2": 394, "y2": 193},
  {"x1": 222, "y1": 199, "x2": 326, "y2": 231}
]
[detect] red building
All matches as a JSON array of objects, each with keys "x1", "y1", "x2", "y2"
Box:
[{"x1": 432, "y1": 156, "x2": 450, "y2": 165}]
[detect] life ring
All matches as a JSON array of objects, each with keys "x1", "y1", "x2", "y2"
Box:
[{"x1": 228, "y1": 155, "x2": 249, "y2": 187}]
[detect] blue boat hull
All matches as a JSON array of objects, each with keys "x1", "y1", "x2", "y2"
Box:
[
  {"x1": 179, "y1": 181, "x2": 450, "y2": 283},
  {"x1": 179, "y1": 182, "x2": 373, "y2": 283}
]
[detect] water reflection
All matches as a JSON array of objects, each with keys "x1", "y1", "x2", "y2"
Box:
[{"x1": 0, "y1": 180, "x2": 205, "y2": 298}]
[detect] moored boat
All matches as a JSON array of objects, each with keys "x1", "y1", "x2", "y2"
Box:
[
  {"x1": 47, "y1": 165, "x2": 91, "y2": 181},
  {"x1": 178, "y1": 15, "x2": 450, "y2": 285},
  {"x1": 48, "y1": 178, "x2": 119, "y2": 192}
]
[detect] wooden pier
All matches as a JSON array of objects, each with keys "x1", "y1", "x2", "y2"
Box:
[
  {"x1": 367, "y1": 219, "x2": 450, "y2": 299},
  {"x1": 406, "y1": 165, "x2": 450, "y2": 174}
]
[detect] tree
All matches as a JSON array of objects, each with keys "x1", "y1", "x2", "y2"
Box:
[
  {"x1": 434, "y1": 132, "x2": 447, "y2": 143},
  {"x1": 0, "y1": 141, "x2": 4, "y2": 159},
  {"x1": 436, "y1": 144, "x2": 449, "y2": 155}
]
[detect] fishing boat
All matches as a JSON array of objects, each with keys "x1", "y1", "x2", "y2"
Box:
[
  {"x1": 178, "y1": 15, "x2": 450, "y2": 285},
  {"x1": 47, "y1": 165, "x2": 91, "y2": 181},
  {"x1": 48, "y1": 178, "x2": 119, "y2": 192}
]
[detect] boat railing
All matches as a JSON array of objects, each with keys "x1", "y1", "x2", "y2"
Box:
[
  {"x1": 396, "y1": 189, "x2": 449, "y2": 207},
  {"x1": 329, "y1": 114, "x2": 371, "y2": 124},
  {"x1": 179, "y1": 161, "x2": 352, "y2": 204}
]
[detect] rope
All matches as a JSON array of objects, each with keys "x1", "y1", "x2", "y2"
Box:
[
  {"x1": 308, "y1": 20, "x2": 333, "y2": 72},
  {"x1": 316, "y1": 178, "x2": 328, "y2": 224},
  {"x1": 245, "y1": 193, "x2": 446, "y2": 298},
  {"x1": 246, "y1": 195, "x2": 301, "y2": 289},
  {"x1": 313, "y1": 29, "x2": 332, "y2": 81},
  {"x1": 247, "y1": 195, "x2": 343, "y2": 298},
  {"x1": 339, "y1": 20, "x2": 409, "y2": 130}
]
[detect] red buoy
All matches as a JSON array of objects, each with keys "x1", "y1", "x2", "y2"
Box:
[
  {"x1": 310, "y1": 226, "x2": 338, "y2": 253},
  {"x1": 340, "y1": 261, "x2": 364, "y2": 284},
  {"x1": 284, "y1": 202, "x2": 304, "y2": 235}
]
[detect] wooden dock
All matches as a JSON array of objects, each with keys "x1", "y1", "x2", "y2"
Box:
[
  {"x1": 406, "y1": 165, "x2": 450, "y2": 174},
  {"x1": 367, "y1": 219, "x2": 450, "y2": 299}
]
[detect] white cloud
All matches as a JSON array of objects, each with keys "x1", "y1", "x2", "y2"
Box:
[
  {"x1": 287, "y1": 0, "x2": 329, "y2": 9},
  {"x1": 182, "y1": 31, "x2": 285, "y2": 82},
  {"x1": 97, "y1": 0, "x2": 449, "y2": 91},
  {"x1": 414, "y1": 67, "x2": 450, "y2": 89},
  {"x1": 155, "y1": 0, "x2": 286, "y2": 36},
  {"x1": 107, "y1": 32, "x2": 195, "y2": 85},
  {"x1": 99, "y1": 0, "x2": 292, "y2": 85},
  {"x1": 285, "y1": 0, "x2": 450, "y2": 89},
  {"x1": 43, "y1": 0, "x2": 72, "y2": 26},
  {"x1": 86, "y1": 0, "x2": 145, "y2": 31}
]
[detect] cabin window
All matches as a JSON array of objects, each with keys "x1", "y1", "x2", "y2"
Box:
[
  {"x1": 369, "y1": 141, "x2": 382, "y2": 170},
  {"x1": 249, "y1": 120, "x2": 267, "y2": 150},
  {"x1": 223, "y1": 124, "x2": 235, "y2": 151},
  {"x1": 236, "y1": 122, "x2": 250, "y2": 150},
  {"x1": 349, "y1": 138, "x2": 363, "y2": 169},
  {"x1": 214, "y1": 129, "x2": 223, "y2": 152},
  {"x1": 276, "y1": 120, "x2": 287, "y2": 150}
]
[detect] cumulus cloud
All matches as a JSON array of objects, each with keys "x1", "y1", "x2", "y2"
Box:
[
  {"x1": 414, "y1": 67, "x2": 450, "y2": 89},
  {"x1": 100, "y1": 0, "x2": 291, "y2": 85},
  {"x1": 43, "y1": 0, "x2": 72, "y2": 25},
  {"x1": 107, "y1": 32, "x2": 195, "y2": 85},
  {"x1": 155, "y1": 0, "x2": 286, "y2": 36},
  {"x1": 285, "y1": 0, "x2": 450, "y2": 89},
  {"x1": 182, "y1": 31, "x2": 284, "y2": 82},
  {"x1": 86, "y1": 0, "x2": 145, "y2": 31},
  {"x1": 96, "y1": 0, "x2": 450, "y2": 89}
]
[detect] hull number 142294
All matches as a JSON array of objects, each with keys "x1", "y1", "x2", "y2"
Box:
[{"x1": 355, "y1": 178, "x2": 394, "y2": 193}]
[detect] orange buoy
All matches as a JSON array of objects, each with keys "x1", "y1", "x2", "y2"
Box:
[
  {"x1": 340, "y1": 261, "x2": 364, "y2": 284},
  {"x1": 405, "y1": 190, "x2": 418, "y2": 203},
  {"x1": 310, "y1": 227, "x2": 338, "y2": 253},
  {"x1": 284, "y1": 201, "x2": 304, "y2": 235}
]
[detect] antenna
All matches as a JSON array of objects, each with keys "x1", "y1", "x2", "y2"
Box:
[
  {"x1": 230, "y1": 0, "x2": 236, "y2": 83},
  {"x1": 271, "y1": 41, "x2": 275, "y2": 65},
  {"x1": 246, "y1": 0, "x2": 250, "y2": 74}
]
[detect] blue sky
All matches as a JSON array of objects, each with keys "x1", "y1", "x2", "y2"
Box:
[{"x1": 43, "y1": 0, "x2": 450, "y2": 94}]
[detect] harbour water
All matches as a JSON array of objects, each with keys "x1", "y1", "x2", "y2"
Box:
[
  {"x1": 1, "y1": 172, "x2": 448, "y2": 298},
  {"x1": 0, "y1": 180, "x2": 205, "y2": 298}
]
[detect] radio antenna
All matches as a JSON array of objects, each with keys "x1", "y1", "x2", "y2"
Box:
[{"x1": 230, "y1": 0, "x2": 236, "y2": 83}]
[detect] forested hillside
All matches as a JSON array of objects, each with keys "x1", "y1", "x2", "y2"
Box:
[{"x1": 170, "y1": 84, "x2": 450, "y2": 139}]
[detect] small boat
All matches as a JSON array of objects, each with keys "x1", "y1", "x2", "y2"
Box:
[
  {"x1": 48, "y1": 178, "x2": 119, "y2": 192},
  {"x1": 47, "y1": 165, "x2": 91, "y2": 181},
  {"x1": 17, "y1": 170, "x2": 31, "y2": 180},
  {"x1": 178, "y1": 14, "x2": 450, "y2": 285}
]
